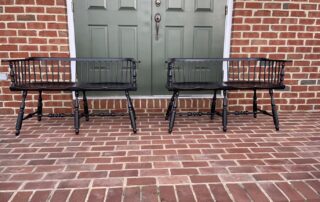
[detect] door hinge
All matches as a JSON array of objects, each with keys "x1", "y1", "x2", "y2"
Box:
[{"x1": 225, "y1": 5, "x2": 228, "y2": 15}]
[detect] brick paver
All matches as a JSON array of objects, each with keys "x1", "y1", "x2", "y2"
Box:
[{"x1": 0, "y1": 112, "x2": 319, "y2": 201}]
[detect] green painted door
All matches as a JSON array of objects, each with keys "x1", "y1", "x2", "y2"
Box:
[
  {"x1": 74, "y1": 0, "x2": 152, "y2": 95},
  {"x1": 74, "y1": 0, "x2": 227, "y2": 95}
]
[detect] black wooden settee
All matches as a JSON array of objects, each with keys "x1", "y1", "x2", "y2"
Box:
[
  {"x1": 6, "y1": 57, "x2": 138, "y2": 136},
  {"x1": 166, "y1": 58, "x2": 288, "y2": 133}
]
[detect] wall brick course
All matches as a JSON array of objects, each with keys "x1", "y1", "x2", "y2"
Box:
[
  {"x1": 5, "y1": 6, "x2": 24, "y2": 13},
  {"x1": 16, "y1": 0, "x2": 34, "y2": 4},
  {"x1": 25, "y1": 7, "x2": 44, "y2": 13},
  {"x1": 0, "y1": 14, "x2": 15, "y2": 21},
  {"x1": 17, "y1": 14, "x2": 35, "y2": 21},
  {"x1": 37, "y1": 14, "x2": 56, "y2": 21},
  {"x1": 36, "y1": 0, "x2": 54, "y2": 5}
]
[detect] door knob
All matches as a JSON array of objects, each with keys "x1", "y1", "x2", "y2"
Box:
[
  {"x1": 154, "y1": 13, "x2": 161, "y2": 40},
  {"x1": 155, "y1": 0, "x2": 161, "y2": 7}
]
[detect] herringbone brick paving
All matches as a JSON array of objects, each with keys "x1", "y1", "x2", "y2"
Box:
[{"x1": 0, "y1": 112, "x2": 319, "y2": 201}]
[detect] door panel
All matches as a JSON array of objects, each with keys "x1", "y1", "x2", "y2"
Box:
[
  {"x1": 193, "y1": 27, "x2": 212, "y2": 57},
  {"x1": 119, "y1": 0, "x2": 137, "y2": 9},
  {"x1": 167, "y1": 0, "x2": 184, "y2": 10},
  {"x1": 195, "y1": 0, "x2": 213, "y2": 11},
  {"x1": 74, "y1": 0, "x2": 227, "y2": 95},
  {"x1": 152, "y1": 0, "x2": 227, "y2": 95},
  {"x1": 118, "y1": 26, "x2": 138, "y2": 58},
  {"x1": 89, "y1": 26, "x2": 108, "y2": 57},
  {"x1": 88, "y1": 0, "x2": 106, "y2": 8},
  {"x1": 74, "y1": 0, "x2": 151, "y2": 95}
]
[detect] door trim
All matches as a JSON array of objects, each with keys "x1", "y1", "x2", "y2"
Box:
[
  {"x1": 67, "y1": 0, "x2": 76, "y2": 82},
  {"x1": 223, "y1": 0, "x2": 233, "y2": 82},
  {"x1": 67, "y1": 0, "x2": 233, "y2": 99}
]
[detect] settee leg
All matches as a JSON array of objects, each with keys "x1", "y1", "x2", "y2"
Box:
[
  {"x1": 269, "y1": 89, "x2": 279, "y2": 131},
  {"x1": 125, "y1": 91, "x2": 137, "y2": 133},
  {"x1": 222, "y1": 90, "x2": 228, "y2": 132},
  {"x1": 15, "y1": 90, "x2": 28, "y2": 136},
  {"x1": 83, "y1": 91, "x2": 89, "y2": 121},
  {"x1": 165, "y1": 91, "x2": 177, "y2": 120},
  {"x1": 211, "y1": 90, "x2": 217, "y2": 120},
  {"x1": 37, "y1": 91, "x2": 43, "y2": 121},
  {"x1": 74, "y1": 91, "x2": 80, "y2": 134},
  {"x1": 131, "y1": 98, "x2": 136, "y2": 120},
  {"x1": 168, "y1": 91, "x2": 179, "y2": 133},
  {"x1": 253, "y1": 89, "x2": 257, "y2": 118}
]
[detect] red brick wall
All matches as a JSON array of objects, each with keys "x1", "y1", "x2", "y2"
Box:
[
  {"x1": 231, "y1": 0, "x2": 320, "y2": 111},
  {"x1": 0, "y1": 0, "x2": 319, "y2": 115},
  {"x1": 0, "y1": 0, "x2": 72, "y2": 115}
]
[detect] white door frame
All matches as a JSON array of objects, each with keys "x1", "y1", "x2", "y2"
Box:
[
  {"x1": 66, "y1": 0, "x2": 233, "y2": 99},
  {"x1": 67, "y1": 0, "x2": 76, "y2": 83}
]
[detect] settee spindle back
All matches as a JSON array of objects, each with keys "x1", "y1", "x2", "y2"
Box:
[
  {"x1": 9, "y1": 58, "x2": 72, "y2": 86},
  {"x1": 167, "y1": 58, "x2": 286, "y2": 90},
  {"x1": 8, "y1": 57, "x2": 137, "y2": 91},
  {"x1": 226, "y1": 58, "x2": 285, "y2": 87}
]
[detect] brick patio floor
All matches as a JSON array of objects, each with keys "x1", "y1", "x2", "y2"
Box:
[{"x1": 0, "y1": 112, "x2": 319, "y2": 201}]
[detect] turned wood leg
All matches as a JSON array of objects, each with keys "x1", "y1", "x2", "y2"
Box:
[
  {"x1": 125, "y1": 91, "x2": 137, "y2": 133},
  {"x1": 168, "y1": 91, "x2": 179, "y2": 133},
  {"x1": 74, "y1": 91, "x2": 80, "y2": 134},
  {"x1": 222, "y1": 90, "x2": 228, "y2": 132},
  {"x1": 37, "y1": 91, "x2": 43, "y2": 121},
  {"x1": 165, "y1": 91, "x2": 177, "y2": 120},
  {"x1": 253, "y1": 89, "x2": 257, "y2": 118},
  {"x1": 16, "y1": 90, "x2": 28, "y2": 136},
  {"x1": 269, "y1": 89, "x2": 279, "y2": 131},
  {"x1": 211, "y1": 90, "x2": 217, "y2": 120},
  {"x1": 82, "y1": 91, "x2": 89, "y2": 121}
]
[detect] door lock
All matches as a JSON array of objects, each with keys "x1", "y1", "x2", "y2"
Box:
[
  {"x1": 155, "y1": 0, "x2": 161, "y2": 7},
  {"x1": 154, "y1": 13, "x2": 161, "y2": 40}
]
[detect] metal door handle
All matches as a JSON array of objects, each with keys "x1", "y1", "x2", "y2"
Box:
[
  {"x1": 155, "y1": 0, "x2": 161, "y2": 7},
  {"x1": 154, "y1": 13, "x2": 161, "y2": 40}
]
